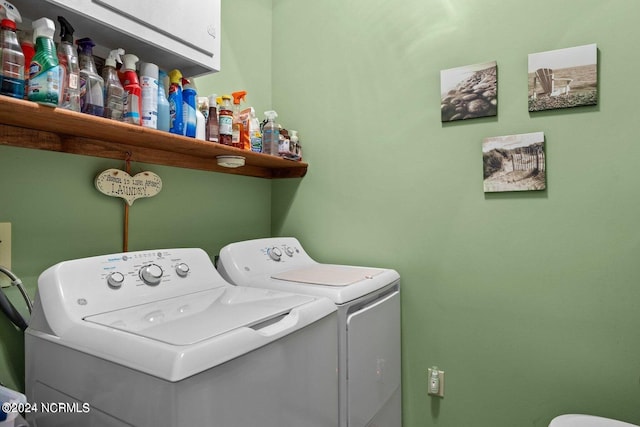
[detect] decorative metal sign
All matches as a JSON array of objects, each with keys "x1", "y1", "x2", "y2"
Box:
[{"x1": 95, "y1": 169, "x2": 162, "y2": 206}]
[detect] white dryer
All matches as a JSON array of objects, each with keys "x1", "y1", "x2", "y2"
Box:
[
  {"x1": 25, "y1": 248, "x2": 338, "y2": 427},
  {"x1": 217, "y1": 237, "x2": 401, "y2": 427}
]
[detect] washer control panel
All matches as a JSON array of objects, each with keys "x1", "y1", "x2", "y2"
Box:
[{"x1": 37, "y1": 248, "x2": 224, "y2": 320}]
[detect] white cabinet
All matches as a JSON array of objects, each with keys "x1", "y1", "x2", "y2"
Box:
[{"x1": 17, "y1": 0, "x2": 220, "y2": 76}]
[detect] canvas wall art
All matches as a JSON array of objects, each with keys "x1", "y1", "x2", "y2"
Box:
[
  {"x1": 528, "y1": 43, "x2": 597, "y2": 112},
  {"x1": 440, "y1": 61, "x2": 497, "y2": 122},
  {"x1": 483, "y1": 132, "x2": 546, "y2": 193}
]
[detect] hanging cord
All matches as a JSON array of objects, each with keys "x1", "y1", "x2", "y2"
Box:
[
  {"x1": 0, "y1": 266, "x2": 31, "y2": 331},
  {"x1": 123, "y1": 152, "x2": 132, "y2": 252}
]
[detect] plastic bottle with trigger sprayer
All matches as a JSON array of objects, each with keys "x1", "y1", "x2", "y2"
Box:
[
  {"x1": 196, "y1": 96, "x2": 206, "y2": 140},
  {"x1": 28, "y1": 18, "x2": 61, "y2": 106},
  {"x1": 102, "y1": 48, "x2": 125, "y2": 121},
  {"x1": 262, "y1": 110, "x2": 279, "y2": 156},
  {"x1": 0, "y1": 0, "x2": 24, "y2": 99},
  {"x1": 75, "y1": 37, "x2": 104, "y2": 116},
  {"x1": 140, "y1": 62, "x2": 158, "y2": 129},
  {"x1": 168, "y1": 69, "x2": 183, "y2": 135},
  {"x1": 120, "y1": 53, "x2": 141, "y2": 125},
  {"x1": 56, "y1": 16, "x2": 80, "y2": 111},
  {"x1": 231, "y1": 90, "x2": 246, "y2": 149}
]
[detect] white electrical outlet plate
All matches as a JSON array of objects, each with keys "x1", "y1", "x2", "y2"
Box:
[
  {"x1": 427, "y1": 368, "x2": 445, "y2": 397},
  {"x1": 0, "y1": 222, "x2": 11, "y2": 288}
]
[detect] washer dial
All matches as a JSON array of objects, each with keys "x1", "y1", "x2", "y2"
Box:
[
  {"x1": 106, "y1": 272, "x2": 125, "y2": 289},
  {"x1": 268, "y1": 247, "x2": 282, "y2": 261},
  {"x1": 175, "y1": 263, "x2": 190, "y2": 277},
  {"x1": 140, "y1": 264, "x2": 163, "y2": 285}
]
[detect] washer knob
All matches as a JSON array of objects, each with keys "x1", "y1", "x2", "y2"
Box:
[
  {"x1": 175, "y1": 263, "x2": 190, "y2": 277},
  {"x1": 284, "y1": 246, "x2": 295, "y2": 257},
  {"x1": 107, "y1": 272, "x2": 125, "y2": 289},
  {"x1": 140, "y1": 264, "x2": 163, "y2": 286},
  {"x1": 268, "y1": 247, "x2": 282, "y2": 261}
]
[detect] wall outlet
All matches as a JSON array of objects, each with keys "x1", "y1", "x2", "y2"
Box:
[
  {"x1": 427, "y1": 367, "x2": 445, "y2": 397},
  {"x1": 0, "y1": 222, "x2": 11, "y2": 288}
]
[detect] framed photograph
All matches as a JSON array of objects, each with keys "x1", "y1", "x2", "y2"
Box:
[
  {"x1": 441, "y1": 61, "x2": 497, "y2": 122},
  {"x1": 483, "y1": 132, "x2": 546, "y2": 193},
  {"x1": 528, "y1": 43, "x2": 597, "y2": 112}
]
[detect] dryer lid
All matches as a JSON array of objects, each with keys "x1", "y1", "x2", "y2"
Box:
[
  {"x1": 272, "y1": 264, "x2": 385, "y2": 287},
  {"x1": 84, "y1": 286, "x2": 314, "y2": 346}
]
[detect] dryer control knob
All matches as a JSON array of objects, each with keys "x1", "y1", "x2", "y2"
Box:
[
  {"x1": 175, "y1": 263, "x2": 190, "y2": 277},
  {"x1": 140, "y1": 264, "x2": 163, "y2": 286},
  {"x1": 268, "y1": 247, "x2": 282, "y2": 261},
  {"x1": 107, "y1": 272, "x2": 125, "y2": 289},
  {"x1": 284, "y1": 246, "x2": 295, "y2": 257}
]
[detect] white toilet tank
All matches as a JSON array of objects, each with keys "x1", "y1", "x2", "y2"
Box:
[{"x1": 550, "y1": 414, "x2": 639, "y2": 427}]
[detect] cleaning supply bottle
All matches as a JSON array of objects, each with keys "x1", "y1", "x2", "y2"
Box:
[
  {"x1": 196, "y1": 96, "x2": 207, "y2": 140},
  {"x1": 218, "y1": 95, "x2": 233, "y2": 145},
  {"x1": 56, "y1": 16, "x2": 79, "y2": 111},
  {"x1": 18, "y1": 28, "x2": 33, "y2": 96},
  {"x1": 231, "y1": 90, "x2": 246, "y2": 149},
  {"x1": 206, "y1": 94, "x2": 218, "y2": 143},
  {"x1": 140, "y1": 62, "x2": 158, "y2": 129},
  {"x1": 156, "y1": 69, "x2": 170, "y2": 132},
  {"x1": 119, "y1": 54, "x2": 141, "y2": 125},
  {"x1": 181, "y1": 77, "x2": 197, "y2": 137},
  {"x1": 102, "y1": 48, "x2": 125, "y2": 121},
  {"x1": 262, "y1": 110, "x2": 279, "y2": 156},
  {"x1": 76, "y1": 37, "x2": 104, "y2": 116},
  {"x1": 168, "y1": 69, "x2": 183, "y2": 135},
  {"x1": 247, "y1": 107, "x2": 262, "y2": 153},
  {"x1": 27, "y1": 18, "x2": 61, "y2": 106},
  {"x1": 0, "y1": 1, "x2": 24, "y2": 99}
]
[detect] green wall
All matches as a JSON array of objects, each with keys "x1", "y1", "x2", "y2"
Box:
[{"x1": 271, "y1": 0, "x2": 640, "y2": 426}]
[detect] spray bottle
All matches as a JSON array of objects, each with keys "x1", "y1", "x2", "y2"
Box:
[
  {"x1": 244, "y1": 107, "x2": 262, "y2": 153},
  {"x1": 231, "y1": 90, "x2": 247, "y2": 149},
  {"x1": 102, "y1": 48, "x2": 125, "y2": 121},
  {"x1": 168, "y1": 69, "x2": 183, "y2": 135},
  {"x1": 140, "y1": 62, "x2": 158, "y2": 129},
  {"x1": 18, "y1": 29, "x2": 33, "y2": 94},
  {"x1": 56, "y1": 16, "x2": 80, "y2": 111},
  {"x1": 181, "y1": 77, "x2": 197, "y2": 137},
  {"x1": 218, "y1": 95, "x2": 233, "y2": 145},
  {"x1": 28, "y1": 18, "x2": 61, "y2": 106},
  {"x1": 0, "y1": 0, "x2": 24, "y2": 99},
  {"x1": 156, "y1": 69, "x2": 170, "y2": 132},
  {"x1": 262, "y1": 110, "x2": 279, "y2": 156},
  {"x1": 76, "y1": 37, "x2": 104, "y2": 116},
  {"x1": 119, "y1": 54, "x2": 141, "y2": 125}
]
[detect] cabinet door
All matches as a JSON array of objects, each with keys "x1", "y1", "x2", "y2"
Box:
[{"x1": 93, "y1": 0, "x2": 217, "y2": 56}]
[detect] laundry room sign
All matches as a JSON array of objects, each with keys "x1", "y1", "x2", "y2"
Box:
[{"x1": 95, "y1": 169, "x2": 162, "y2": 206}]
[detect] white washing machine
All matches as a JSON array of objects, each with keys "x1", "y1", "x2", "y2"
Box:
[
  {"x1": 25, "y1": 248, "x2": 339, "y2": 427},
  {"x1": 217, "y1": 237, "x2": 401, "y2": 427}
]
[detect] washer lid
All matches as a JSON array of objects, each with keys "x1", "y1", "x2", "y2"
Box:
[
  {"x1": 84, "y1": 286, "x2": 314, "y2": 346},
  {"x1": 272, "y1": 264, "x2": 385, "y2": 287}
]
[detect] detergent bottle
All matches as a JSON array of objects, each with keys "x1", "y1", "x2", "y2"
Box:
[
  {"x1": 120, "y1": 54, "x2": 141, "y2": 125},
  {"x1": 168, "y1": 69, "x2": 183, "y2": 135},
  {"x1": 102, "y1": 48, "x2": 125, "y2": 121},
  {"x1": 156, "y1": 69, "x2": 170, "y2": 132},
  {"x1": 181, "y1": 77, "x2": 197, "y2": 137},
  {"x1": 262, "y1": 110, "x2": 279, "y2": 156},
  {"x1": 231, "y1": 90, "x2": 246, "y2": 149},
  {"x1": 218, "y1": 95, "x2": 233, "y2": 145},
  {"x1": 28, "y1": 18, "x2": 61, "y2": 106},
  {"x1": 56, "y1": 16, "x2": 80, "y2": 111},
  {"x1": 140, "y1": 62, "x2": 158, "y2": 129},
  {"x1": 76, "y1": 37, "x2": 104, "y2": 116},
  {"x1": 0, "y1": 0, "x2": 24, "y2": 99}
]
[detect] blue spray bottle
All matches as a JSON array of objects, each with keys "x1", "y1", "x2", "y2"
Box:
[{"x1": 168, "y1": 69, "x2": 183, "y2": 135}]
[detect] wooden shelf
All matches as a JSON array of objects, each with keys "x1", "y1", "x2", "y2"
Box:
[{"x1": 0, "y1": 96, "x2": 308, "y2": 179}]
